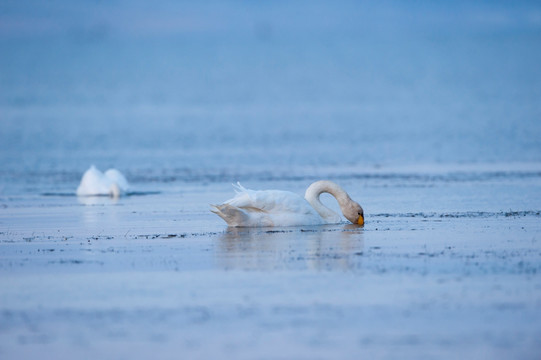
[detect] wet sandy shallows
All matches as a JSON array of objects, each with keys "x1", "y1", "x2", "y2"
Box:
[
  {"x1": 0, "y1": 188, "x2": 540, "y2": 359},
  {"x1": 2, "y1": 0, "x2": 541, "y2": 356}
]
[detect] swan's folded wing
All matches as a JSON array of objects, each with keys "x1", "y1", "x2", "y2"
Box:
[
  {"x1": 104, "y1": 169, "x2": 130, "y2": 192},
  {"x1": 77, "y1": 166, "x2": 113, "y2": 196},
  {"x1": 226, "y1": 188, "x2": 317, "y2": 215},
  {"x1": 211, "y1": 203, "x2": 276, "y2": 227}
]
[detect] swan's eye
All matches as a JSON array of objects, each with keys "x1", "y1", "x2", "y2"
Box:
[{"x1": 357, "y1": 212, "x2": 361, "y2": 215}]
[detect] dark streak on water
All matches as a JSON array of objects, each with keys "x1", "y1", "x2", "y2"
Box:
[
  {"x1": 40, "y1": 191, "x2": 161, "y2": 197},
  {"x1": 4, "y1": 169, "x2": 541, "y2": 186},
  {"x1": 373, "y1": 211, "x2": 541, "y2": 219}
]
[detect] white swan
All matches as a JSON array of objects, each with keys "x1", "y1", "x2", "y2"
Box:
[
  {"x1": 76, "y1": 165, "x2": 130, "y2": 198},
  {"x1": 211, "y1": 180, "x2": 364, "y2": 227}
]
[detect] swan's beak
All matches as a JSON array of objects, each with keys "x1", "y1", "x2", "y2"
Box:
[{"x1": 357, "y1": 215, "x2": 364, "y2": 226}]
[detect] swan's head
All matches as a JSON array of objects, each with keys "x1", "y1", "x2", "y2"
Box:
[{"x1": 343, "y1": 201, "x2": 364, "y2": 226}]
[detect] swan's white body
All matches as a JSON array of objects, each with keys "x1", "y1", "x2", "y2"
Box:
[
  {"x1": 211, "y1": 181, "x2": 364, "y2": 227},
  {"x1": 76, "y1": 166, "x2": 130, "y2": 197}
]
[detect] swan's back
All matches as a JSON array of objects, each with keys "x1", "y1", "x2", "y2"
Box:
[
  {"x1": 227, "y1": 188, "x2": 314, "y2": 214},
  {"x1": 104, "y1": 169, "x2": 130, "y2": 192},
  {"x1": 76, "y1": 166, "x2": 113, "y2": 196},
  {"x1": 212, "y1": 183, "x2": 323, "y2": 227},
  {"x1": 76, "y1": 166, "x2": 130, "y2": 197}
]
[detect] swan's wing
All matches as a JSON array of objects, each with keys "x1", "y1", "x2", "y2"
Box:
[
  {"x1": 211, "y1": 202, "x2": 322, "y2": 227},
  {"x1": 225, "y1": 185, "x2": 316, "y2": 215},
  {"x1": 76, "y1": 166, "x2": 113, "y2": 196},
  {"x1": 104, "y1": 169, "x2": 130, "y2": 192},
  {"x1": 211, "y1": 204, "x2": 274, "y2": 227},
  {"x1": 212, "y1": 183, "x2": 325, "y2": 227}
]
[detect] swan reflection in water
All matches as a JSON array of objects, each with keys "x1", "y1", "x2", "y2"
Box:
[{"x1": 216, "y1": 224, "x2": 364, "y2": 271}]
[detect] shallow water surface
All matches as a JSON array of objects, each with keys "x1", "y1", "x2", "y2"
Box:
[
  {"x1": 1, "y1": 175, "x2": 541, "y2": 359},
  {"x1": 1, "y1": 0, "x2": 541, "y2": 359}
]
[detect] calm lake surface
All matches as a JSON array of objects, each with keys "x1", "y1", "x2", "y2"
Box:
[{"x1": 1, "y1": 1, "x2": 541, "y2": 359}]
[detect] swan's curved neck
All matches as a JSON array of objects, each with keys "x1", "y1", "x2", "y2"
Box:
[{"x1": 304, "y1": 180, "x2": 350, "y2": 223}]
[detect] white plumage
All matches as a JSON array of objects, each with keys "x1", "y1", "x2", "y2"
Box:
[
  {"x1": 76, "y1": 165, "x2": 130, "y2": 197},
  {"x1": 211, "y1": 181, "x2": 364, "y2": 227}
]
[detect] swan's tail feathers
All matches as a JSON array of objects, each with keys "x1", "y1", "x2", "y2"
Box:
[
  {"x1": 232, "y1": 182, "x2": 247, "y2": 193},
  {"x1": 211, "y1": 204, "x2": 249, "y2": 227}
]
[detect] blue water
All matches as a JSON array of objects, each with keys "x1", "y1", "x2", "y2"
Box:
[
  {"x1": 1, "y1": 0, "x2": 540, "y2": 195},
  {"x1": 1, "y1": 3, "x2": 541, "y2": 359}
]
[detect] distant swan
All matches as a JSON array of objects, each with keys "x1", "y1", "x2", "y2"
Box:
[
  {"x1": 76, "y1": 165, "x2": 130, "y2": 198},
  {"x1": 211, "y1": 180, "x2": 364, "y2": 227}
]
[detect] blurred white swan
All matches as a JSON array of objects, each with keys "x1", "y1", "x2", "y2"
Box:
[
  {"x1": 76, "y1": 165, "x2": 130, "y2": 198},
  {"x1": 211, "y1": 180, "x2": 364, "y2": 227}
]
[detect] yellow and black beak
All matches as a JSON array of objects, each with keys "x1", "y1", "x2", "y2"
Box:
[{"x1": 358, "y1": 214, "x2": 364, "y2": 226}]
